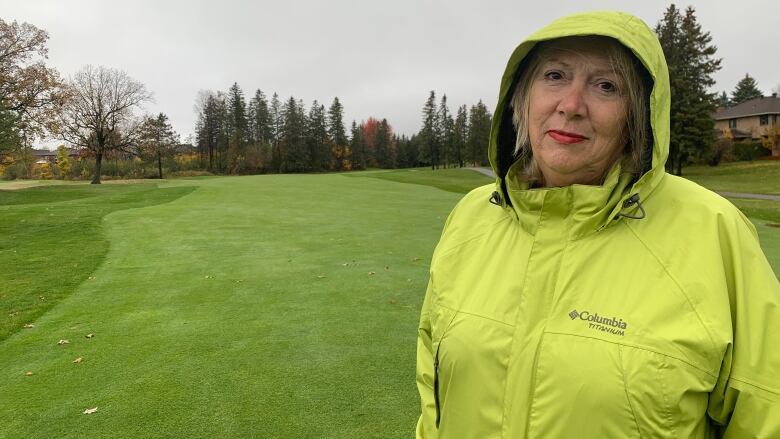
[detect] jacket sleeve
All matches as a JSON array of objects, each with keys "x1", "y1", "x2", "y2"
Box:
[
  {"x1": 415, "y1": 277, "x2": 437, "y2": 439},
  {"x1": 707, "y1": 215, "x2": 780, "y2": 438}
]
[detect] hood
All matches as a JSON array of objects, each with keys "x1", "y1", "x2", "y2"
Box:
[{"x1": 488, "y1": 11, "x2": 671, "y2": 235}]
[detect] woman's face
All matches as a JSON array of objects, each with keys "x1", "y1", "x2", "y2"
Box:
[{"x1": 528, "y1": 38, "x2": 629, "y2": 187}]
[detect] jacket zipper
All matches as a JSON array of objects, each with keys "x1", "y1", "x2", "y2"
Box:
[{"x1": 434, "y1": 343, "x2": 441, "y2": 428}]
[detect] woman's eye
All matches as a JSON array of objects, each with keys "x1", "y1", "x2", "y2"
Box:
[
  {"x1": 596, "y1": 80, "x2": 618, "y2": 93},
  {"x1": 543, "y1": 71, "x2": 563, "y2": 81}
]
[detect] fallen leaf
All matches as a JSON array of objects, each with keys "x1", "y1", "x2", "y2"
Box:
[
  {"x1": 25, "y1": 371, "x2": 33, "y2": 376},
  {"x1": 73, "y1": 357, "x2": 83, "y2": 363},
  {"x1": 341, "y1": 263, "x2": 348, "y2": 267},
  {"x1": 85, "y1": 333, "x2": 94, "y2": 339},
  {"x1": 39, "y1": 296, "x2": 46, "y2": 301},
  {"x1": 316, "y1": 275, "x2": 326, "y2": 279},
  {"x1": 23, "y1": 323, "x2": 34, "y2": 329},
  {"x1": 87, "y1": 276, "x2": 96, "y2": 280},
  {"x1": 368, "y1": 271, "x2": 376, "y2": 276},
  {"x1": 389, "y1": 299, "x2": 397, "y2": 305},
  {"x1": 83, "y1": 407, "x2": 97, "y2": 415},
  {"x1": 58, "y1": 339, "x2": 70, "y2": 345},
  {"x1": 412, "y1": 257, "x2": 421, "y2": 262}
]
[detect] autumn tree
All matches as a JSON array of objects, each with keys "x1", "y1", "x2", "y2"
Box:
[
  {"x1": 731, "y1": 74, "x2": 763, "y2": 105},
  {"x1": 0, "y1": 103, "x2": 19, "y2": 155},
  {"x1": 55, "y1": 144, "x2": 70, "y2": 178},
  {"x1": 656, "y1": 4, "x2": 721, "y2": 175},
  {"x1": 0, "y1": 18, "x2": 64, "y2": 151},
  {"x1": 138, "y1": 112, "x2": 179, "y2": 179},
  {"x1": 59, "y1": 65, "x2": 151, "y2": 183}
]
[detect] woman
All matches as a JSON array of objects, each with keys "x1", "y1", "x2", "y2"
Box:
[{"x1": 415, "y1": 11, "x2": 780, "y2": 438}]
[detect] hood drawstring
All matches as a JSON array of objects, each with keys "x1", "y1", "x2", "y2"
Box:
[
  {"x1": 618, "y1": 193, "x2": 646, "y2": 220},
  {"x1": 489, "y1": 191, "x2": 502, "y2": 206}
]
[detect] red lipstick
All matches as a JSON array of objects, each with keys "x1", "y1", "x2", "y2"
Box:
[{"x1": 547, "y1": 130, "x2": 588, "y2": 144}]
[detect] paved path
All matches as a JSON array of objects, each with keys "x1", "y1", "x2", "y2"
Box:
[{"x1": 466, "y1": 167, "x2": 780, "y2": 202}]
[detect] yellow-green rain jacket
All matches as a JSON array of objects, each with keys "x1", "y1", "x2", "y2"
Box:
[{"x1": 416, "y1": 11, "x2": 780, "y2": 438}]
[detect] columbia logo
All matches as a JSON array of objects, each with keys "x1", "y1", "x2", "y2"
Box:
[{"x1": 569, "y1": 310, "x2": 579, "y2": 319}]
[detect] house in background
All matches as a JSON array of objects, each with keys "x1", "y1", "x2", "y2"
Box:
[
  {"x1": 32, "y1": 147, "x2": 81, "y2": 165},
  {"x1": 713, "y1": 94, "x2": 780, "y2": 157}
]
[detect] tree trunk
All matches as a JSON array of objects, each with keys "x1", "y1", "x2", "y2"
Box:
[
  {"x1": 157, "y1": 151, "x2": 163, "y2": 179},
  {"x1": 91, "y1": 152, "x2": 103, "y2": 184}
]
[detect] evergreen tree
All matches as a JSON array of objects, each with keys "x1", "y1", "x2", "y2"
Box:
[
  {"x1": 452, "y1": 105, "x2": 468, "y2": 167},
  {"x1": 248, "y1": 89, "x2": 272, "y2": 172},
  {"x1": 716, "y1": 91, "x2": 731, "y2": 108},
  {"x1": 249, "y1": 89, "x2": 272, "y2": 144},
  {"x1": 306, "y1": 101, "x2": 329, "y2": 171},
  {"x1": 138, "y1": 112, "x2": 179, "y2": 179},
  {"x1": 349, "y1": 120, "x2": 366, "y2": 170},
  {"x1": 467, "y1": 101, "x2": 492, "y2": 166},
  {"x1": 395, "y1": 134, "x2": 419, "y2": 168},
  {"x1": 280, "y1": 96, "x2": 309, "y2": 172},
  {"x1": 195, "y1": 93, "x2": 223, "y2": 171},
  {"x1": 327, "y1": 97, "x2": 348, "y2": 171},
  {"x1": 656, "y1": 5, "x2": 721, "y2": 175},
  {"x1": 419, "y1": 91, "x2": 439, "y2": 169},
  {"x1": 731, "y1": 74, "x2": 763, "y2": 105},
  {"x1": 374, "y1": 118, "x2": 394, "y2": 168},
  {"x1": 438, "y1": 94, "x2": 454, "y2": 168},
  {"x1": 227, "y1": 82, "x2": 249, "y2": 174},
  {"x1": 270, "y1": 92, "x2": 283, "y2": 172}
]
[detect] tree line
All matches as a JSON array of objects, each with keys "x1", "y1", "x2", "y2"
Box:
[{"x1": 192, "y1": 85, "x2": 493, "y2": 175}]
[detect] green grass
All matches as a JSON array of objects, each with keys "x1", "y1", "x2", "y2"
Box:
[
  {"x1": 683, "y1": 161, "x2": 780, "y2": 195},
  {"x1": 0, "y1": 166, "x2": 777, "y2": 438},
  {"x1": 350, "y1": 167, "x2": 493, "y2": 193},
  {"x1": 0, "y1": 174, "x2": 462, "y2": 438},
  {"x1": 0, "y1": 183, "x2": 197, "y2": 342}
]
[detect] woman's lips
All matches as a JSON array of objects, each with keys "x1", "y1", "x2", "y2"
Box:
[{"x1": 547, "y1": 130, "x2": 588, "y2": 144}]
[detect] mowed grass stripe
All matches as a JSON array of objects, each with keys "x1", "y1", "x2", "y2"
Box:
[
  {"x1": 0, "y1": 173, "x2": 461, "y2": 438},
  {"x1": 0, "y1": 184, "x2": 198, "y2": 341}
]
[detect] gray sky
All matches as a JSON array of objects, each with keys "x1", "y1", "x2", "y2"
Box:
[{"x1": 2, "y1": 0, "x2": 778, "y2": 145}]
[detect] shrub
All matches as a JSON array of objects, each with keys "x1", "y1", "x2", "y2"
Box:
[
  {"x1": 2, "y1": 161, "x2": 29, "y2": 180},
  {"x1": 733, "y1": 141, "x2": 771, "y2": 162}
]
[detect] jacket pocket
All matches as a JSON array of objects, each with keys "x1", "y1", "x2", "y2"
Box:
[
  {"x1": 528, "y1": 332, "x2": 714, "y2": 438},
  {"x1": 430, "y1": 303, "x2": 457, "y2": 430}
]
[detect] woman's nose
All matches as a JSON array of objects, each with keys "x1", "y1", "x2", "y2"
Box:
[{"x1": 556, "y1": 83, "x2": 587, "y2": 118}]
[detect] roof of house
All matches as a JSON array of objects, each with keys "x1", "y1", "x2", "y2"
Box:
[
  {"x1": 32, "y1": 148, "x2": 80, "y2": 156},
  {"x1": 714, "y1": 95, "x2": 780, "y2": 120}
]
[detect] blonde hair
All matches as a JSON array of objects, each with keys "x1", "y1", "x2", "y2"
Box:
[{"x1": 510, "y1": 36, "x2": 649, "y2": 186}]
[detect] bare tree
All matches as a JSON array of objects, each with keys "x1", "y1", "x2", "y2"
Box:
[{"x1": 59, "y1": 65, "x2": 152, "y2": 183}]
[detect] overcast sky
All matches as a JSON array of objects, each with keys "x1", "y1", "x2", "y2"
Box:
[{"x1": 2, "y1": 0, "x2": 778, "y2": 145}]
